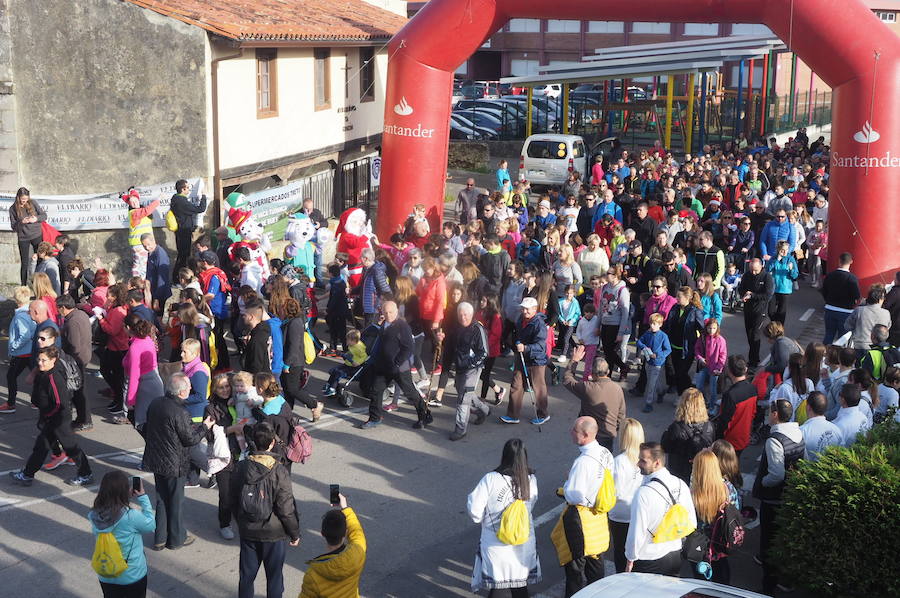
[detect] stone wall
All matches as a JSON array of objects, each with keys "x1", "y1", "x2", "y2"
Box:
[
  {"x1": 0, "y1": 0, "x2": 212, "y2": 285},
  {"x1": 447, "y1": 141, "x2": 489, "y2": 171}
]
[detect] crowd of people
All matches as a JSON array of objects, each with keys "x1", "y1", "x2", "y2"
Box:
[{"x1": 3, "y1": 127, "x2": 900, "y2": 598}]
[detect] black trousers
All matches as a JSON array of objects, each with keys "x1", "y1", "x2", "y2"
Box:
[
  {"x1": 326, "y1": 315, "x2": 348, "y2": 352},
  {"x1": 600, "y1": 324, "x2": 627, "y2": 373},
  {"x1": 174, "y1": 228, "x2": 193, "y2": 273},
  {"x1": 214, "y1": 317, "x2": 230, "y2": 370},
  {"x1": 99, "y1": 348, "x2": 128, "y2": 411},
  {"x1": 99, "y1": 575, "x2": 148, "y2": 598},
  {"x1": 760, "y1": 501, "x2": 781, "y2": 593},
  {"x1": 479, "y1": 356, "x2": 498, "y2": 400},
  {"x1": 632, "y1": 550, "x2": 682, "y2": 576},
  {"x1": 488, "y1": 588, "x2": 528, "y2": 598},
  {"x1": 744, "y1": 310, "x2": 766, "y2": 366},
  {"x1": 670, "y1": 351, "x2": 694, "y2": 394},
  {"x1": 368, "y1": 370, "x2": 427, "y2": 422},
  {"x1": 18, "y1": 236, "x2": 40, "y2": 286},
  {"x1": 72, "y1": 361, "x2": 91, "y2": 425},
  {"x1": 769, "y1": 292, "x2": 789, "y2": 325},
  {"x1": 557, "y1": 324, "x2": 575, "y2": 357},
  {"x1": 238, "y1": 538, "x2": 286, "y2": 598},
  {"x1": 24, "y1": 421, "x2": 92, "y2": 478},
  {"x1": 153, "y1": 474, "x2": 187, "y2": 548},
  {"x1": 215, "y1": 468, "x2": 233, "y2": 529},
  {"x1": 6, "y1": 355, "x2": 31, "y2": 406},
  {"x1": 608, "y1": 520, "x2": 629, "y2": 573},
  {"x1": 564, "y1": 555, "x2": 605, "y2": 597},
  {"x1": 281, "y1": 368, "x2": 316, "y2": 410}
]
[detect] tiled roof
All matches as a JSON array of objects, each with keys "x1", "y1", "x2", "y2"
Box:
[{"x1": 123, "y1": 0, "x2": 407, "y2": 41}]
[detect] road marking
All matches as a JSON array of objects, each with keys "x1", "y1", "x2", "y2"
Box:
[
  {"x1": 0, "y1": 470, "x2": 156, "y2": 513},
  {"x1": 0, "y1": 447, "x2": 145, "y2": 477},
  {"x1": 760, "y1": 354, "x2": 771, "y2": 366},
  {"x1": 799, "y1": 308, "x2": 815, "y2": 322},
  {"x1": 533, "y1": 503, "x2": 565, "y2": 528}
]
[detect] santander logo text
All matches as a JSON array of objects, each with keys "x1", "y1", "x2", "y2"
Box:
[
  {"x1": 393, "y1": 97, "x2": 414, "y2": 116},
  {"x1": 853, "y1": 121, "x2": 880, "y2": 144}
]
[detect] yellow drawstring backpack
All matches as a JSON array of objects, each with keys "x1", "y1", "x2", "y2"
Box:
[
  {"x1": 91, "y1": 530, "x2": 127, "y2": 577},
  {"x1": 650, "y1": 478, "x2": 696, "y2": 543}
]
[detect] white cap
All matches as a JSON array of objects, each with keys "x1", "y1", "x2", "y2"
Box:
[
  {"x1": 520, "y1": 297, "x2": 538, "y2": 309},
  {"x1": 539, "y1": 200, "x2": 551, "y2": 209}
]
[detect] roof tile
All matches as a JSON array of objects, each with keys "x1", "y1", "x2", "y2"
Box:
[{"x1": 123, "y1": 0, "x2": 406, "y2": 41}]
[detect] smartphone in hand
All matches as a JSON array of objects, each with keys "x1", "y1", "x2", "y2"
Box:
[
  {"x1": 329, "y1": 484, "x2": 340, "y2": 506},
  {"x1": 132, "y1": 476, "x2": 143, "y2": 494}
]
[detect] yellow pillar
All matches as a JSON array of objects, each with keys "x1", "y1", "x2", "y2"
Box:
[
  {"x1": 526, "y1": 87, "x2": 533, "y2": 138},
  {"x1": 684, "y1": 72, "x2": 696, "y2": 154},
  {"x1": 562, "y1": 83, "x2": 570, "y2": 134},
  {"x1": 664, "y1": 75, "x2": 675, "y2": 150}
]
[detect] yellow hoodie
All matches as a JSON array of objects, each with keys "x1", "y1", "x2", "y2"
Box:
[{"x1": 299, "y1": 507, "x2": 367, "y2": 598}]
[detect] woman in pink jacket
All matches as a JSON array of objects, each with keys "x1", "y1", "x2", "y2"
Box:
[
  {"x1": 416, "y1": 256, "x2": 447, "y2": 374},
  {"x1": 694, "y1": 318, "x2": 728, "y2": 413},
  {"x1": 642, "y1": 276, "x2": 678, "y2": 327},
  {"x1": 122, "y1": 313, "x2": 164, "y2": 430},
  {"x1": 97, "y1": 283, "x2": 130, "y2": 419}
]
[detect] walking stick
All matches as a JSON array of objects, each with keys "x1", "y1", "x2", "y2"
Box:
[
  {"x1": 518, "y1": 351, "x2": 542, "y2": 433},
  {"x1": 426, "y1": 330, "x2": 443, "y2": 402}
]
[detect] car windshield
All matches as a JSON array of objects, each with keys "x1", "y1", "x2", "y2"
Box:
[{"x1": 527, "y1": 140, "x2": 568, "y2": 159}]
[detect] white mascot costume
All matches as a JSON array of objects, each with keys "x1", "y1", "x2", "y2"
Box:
[
  {"x1": 284, "y1": 212, "x2": 317, "y2": 280},
  {"x1": 227, "y1": 207, "x2": 272, "y2": 280}
]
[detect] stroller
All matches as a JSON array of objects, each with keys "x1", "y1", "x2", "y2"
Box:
[{"x1": 334, "y1": 323, "x2": 382, "y2": 408}]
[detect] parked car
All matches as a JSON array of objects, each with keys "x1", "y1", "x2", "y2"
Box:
[
  {"x1": 519, "y1": 134, "x2": 588, "y2": 188},
  {"x1": 450, "y1": 113, "x2": 498, "y2": 139},
  {"x1": 536, "y1": 83, "x2": 561, "y2": 98},
  {"x1": 455, "y1": 100, "x2": 523, "y2": 123},
  {"x1": 571, "y1": 573, "x2": 772, "y2": 598}
]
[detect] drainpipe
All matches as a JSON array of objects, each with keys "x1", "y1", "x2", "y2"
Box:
[{"x1": 211, "y1": 46, "x2": 244, "y2": 226}]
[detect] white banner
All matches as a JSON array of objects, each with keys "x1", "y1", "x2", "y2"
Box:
[
  {"x1": 0, "y1": 177, "x2": 205, "y2": 232},
  {"x1": 242, "y1": 179, "x2": 306, "y2": 234},
  {"x1": 370, "y1": 156, "x2": 382, "y2": 188}
]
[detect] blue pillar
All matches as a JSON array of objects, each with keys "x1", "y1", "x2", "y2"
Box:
[
  {"x1": 734, "y1": 59, "x2": 744, "y2": 141},
  {"x1": 699, "y1": 71, "x2": 708, "y2": 151}
]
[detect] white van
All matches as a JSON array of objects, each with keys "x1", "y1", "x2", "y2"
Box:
[{"x1": 518, "y1": 134, "x2": 588, "y2": 188}]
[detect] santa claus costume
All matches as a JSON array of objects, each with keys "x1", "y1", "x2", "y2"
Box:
[{"x1": 336, "y1": 207, "x2": 372, "y2": 288}]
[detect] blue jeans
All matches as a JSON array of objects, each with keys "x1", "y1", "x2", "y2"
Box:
[
  {"x1": 644, "y1": 364, "x2": 664, "y2": 405},
  {"x1": 823, "y1": 308, "x2": 851, "y2": 345},
  {"x1": 694, "y1": 368, "x2": 719, "y2": 409}
]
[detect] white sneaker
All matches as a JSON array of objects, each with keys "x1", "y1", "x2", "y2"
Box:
[
  {"x1": 556, "y1": 355, "x2": 568, "y2": 364},
  {"x1": 219, "y1": 526, "x2": 235, "y2": 540}
]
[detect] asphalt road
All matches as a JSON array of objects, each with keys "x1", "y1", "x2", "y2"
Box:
[{"x1": 0, "y1": 277, "x2": 825, "y2": 597}]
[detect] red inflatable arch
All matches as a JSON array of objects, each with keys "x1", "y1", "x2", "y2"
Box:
[{"x1": 378, "y1": 0, "x2": 899, "y2": 287}]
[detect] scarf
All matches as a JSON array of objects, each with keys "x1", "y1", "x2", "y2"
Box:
[
  {"x1": 199, "y1": 266, "x2": 232, "y2": 294},
  {"x1": 182, "y1": 355, "x2": 206, "y2": 379}
]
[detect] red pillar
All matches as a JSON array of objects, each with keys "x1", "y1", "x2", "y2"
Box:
[
  {"x1": 759, "y1": 53, "x2": 769, "y2": 136},
  {"x1": 746, "y1": 58, "x2": 754, "y2": 136}
]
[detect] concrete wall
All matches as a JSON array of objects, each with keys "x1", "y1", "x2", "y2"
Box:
[
  {"x1": 0, "y1": 0, "x2": 16, "y2": 193},
  {"x1": 215, "y1": 45, "x2": 388, "y2": 172},
  {"x1": 7, "y1": 0, "x2": 210, "y2": 192},
  {"x1": 0, "y1": 0, "x2": 212, "y2": 284}
]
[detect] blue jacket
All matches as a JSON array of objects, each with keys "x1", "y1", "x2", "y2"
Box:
[
  {"x1": 512, "y1": 205, "x2": 529, "y2": 231},
  {"x1": 146, "y1": 246, "x2": 172, "y2": 305},
  {"x1": 640, "y1": 178, "x2": 658, "y2": 199},
  {"x1": 592, "y1": 201, "x2": 623, "y2": 230},
  {"x1": 205, "y1": 273, "x2": 229, "y2": 320},
  {"x1": 516, "y1": 239, "x2": 542, "y2": 266},
  {"x1": 361, "y1": 261, "x2": 390, "y2": 315},
  {"x1": 516, "y1": 312, "x2": 548, "y2": 366},
  {"x1": 496, "y1": 167, "x2": 511, "y2": 191},
  {"x1": 759, "y1": 220, "x2": 796, "y2": 257},
  {"x1": 637, "y1": 329, "x2": 672, "y2": 366},
  {"x1": 262, "y1": 395, "x2": 287, "y2": 416},
  {"x1": 534, "y1": 213, "x2": 557, "y2": 229},
  {"x1": 700, "y1": 294, "x2": 723, "y2": 324},
  {"x1": 267, "y1": 316, "x2": 284, "y2": 375},
  {"x1": 766, "y1": 255, "x2": 799, "y2": 294},
  {"x1": 558, "y1": 297, "x2": 582, "y2": 326},
  {"x1": 8, "y1": 306, "x2": 36, "y2": 358},
  {"x1": 88, "y1": 494, "x2": 155, "y2": 586},
  {"x1": 185, "y1": 365, "x2": 210, "y2": 419}
]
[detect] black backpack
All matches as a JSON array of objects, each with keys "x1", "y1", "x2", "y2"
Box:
[
  {"x1": 708, "y1": 502, "x2": 746, "y2": 560},
  {"x1": 239, "y1": 468, "x2": 275, "y2": 523},
  {"x1": 58, "y1": 352, "x2": 83, "y2": 392}
]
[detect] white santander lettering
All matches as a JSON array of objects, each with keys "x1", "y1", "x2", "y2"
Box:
[
  {"x1": 831, "y1": 151, "x2": 900, "y2": 168},
  {"x1": 384, "y1": 123, "x2": 436, "y2": 139}
]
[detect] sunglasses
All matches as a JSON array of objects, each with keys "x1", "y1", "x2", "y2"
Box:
[
  {"x1": 37, "y1": 336, "x2": 50, "y2": 341},
  {"x1": 652, "y1": 285, "x2": 664, "y2": 289},
  {"x1": 777, "y1": 215, "x2": 786, "y2": 220}
]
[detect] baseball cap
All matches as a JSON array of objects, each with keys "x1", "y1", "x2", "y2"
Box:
[
  {"x1": 520, "y1": 297, "x2": 538, "y2": 309},
  {"x1": 198, "y1": 250, "x2": 218, "y2": 265},
  {"x1": 539, "y1": 200, "x2": 551, "y2": 209},
  {"x1": 628, "y1": 240, "x2": 642, "y2": 250}
]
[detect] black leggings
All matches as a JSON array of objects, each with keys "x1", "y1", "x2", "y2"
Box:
[
  {"x1": 770, "y1": 292, "x2": 789, "y2": 325},
  {"x1": 6, "y1": 356, "x2": 31, "y2": 407},
  {"x1": 479, "y1": 356, "x2": 498, "y2": 400},
  {"x1": 600, "y1": 324, "x2": 627, "y2": 373},
  {"x1": 488, "y1": 588, "x2": 529, "y2": 598},
  {"x1": 100, "y1": 575, "x2": 148, "y2": 598},
  {"x1": 281, "y1": 368, "x2": 316, "y2": 410},
  {"x1": 215, "y1": 468, "x2": 233, "y2": 528},
  {"x1": 18, "y1": 236, "x2": 40, "y2": 286},
  {"x1": 99, "y1": 349, "x2": 128, "y2": 412}
]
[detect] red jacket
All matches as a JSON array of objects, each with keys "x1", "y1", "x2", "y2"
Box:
[
  {"x1": 724, "y1": 394, "x2": 757, "y2": 451},
  {"x1": 416, "y1": 275, "x2": 446, "y2": 324},
  {"x1": 477, "y1": 311, "x2": 502, "y2": 358},
  {"x1": 100, "y1": 305, "x2": 129, "y2": 351}
]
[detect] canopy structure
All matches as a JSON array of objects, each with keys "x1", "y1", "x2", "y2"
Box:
[{"x1": 501, "y1": 35, "x2": 787, "y2": 150}]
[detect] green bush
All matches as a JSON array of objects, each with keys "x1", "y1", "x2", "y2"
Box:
[{"x1": 774, "y1": 417, "x2": 900, "y2": 598}]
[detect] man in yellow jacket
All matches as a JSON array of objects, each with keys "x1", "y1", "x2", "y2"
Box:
[{"x1": 299, "y1": 494, "x2": 367, "y2": 598}]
